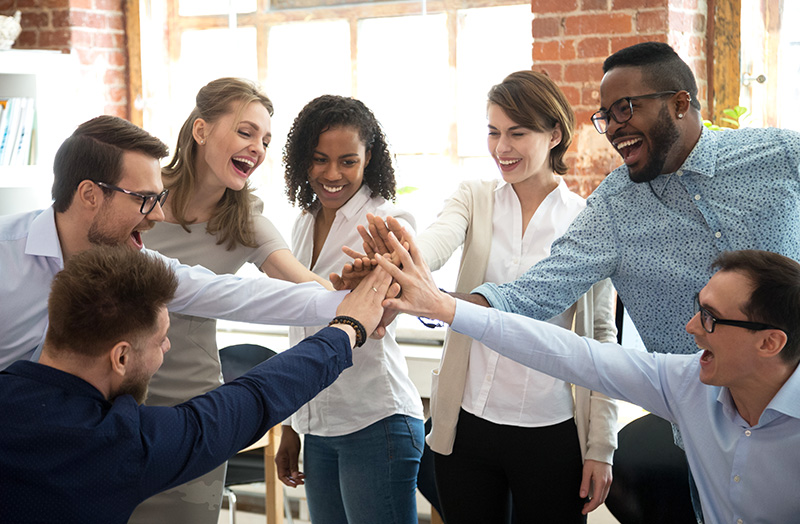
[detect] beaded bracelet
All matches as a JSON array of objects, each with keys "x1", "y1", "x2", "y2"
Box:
[{"x1": 328, "y1": 315, "x2": 367, "y2": 347}]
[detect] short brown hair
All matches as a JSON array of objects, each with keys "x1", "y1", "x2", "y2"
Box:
[
  {"x1": 487, "y1": 70, "x2": 575, "y2": 176},
  {"x1": 45, "y1": 247, "x2": 178, "y2": 357},
  {"x1": 52, "y1": 116, "x2": 169, "y2": 213}
]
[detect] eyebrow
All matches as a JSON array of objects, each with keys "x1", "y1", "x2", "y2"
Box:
[
  {"x1": 312, "y1": 151, "x2": 361, "y2": 160},
  {"x1": 239, "y1": 120, "x2": 272, "y2": 137},
  {"x1": 487, "y1": 124, "x2": 527, "y2": 131}
]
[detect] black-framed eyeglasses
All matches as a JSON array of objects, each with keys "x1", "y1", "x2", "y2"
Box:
[
  {"x1": 591, "y1": 91, "x2": 678, "y2": 134},
  {"x1": 693, "y1": 294, "x2": 781, "y2": 334},
  {"x1": 94, "y1": 181, "x2": 169, "y2": 215}
]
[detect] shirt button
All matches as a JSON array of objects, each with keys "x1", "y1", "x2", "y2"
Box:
[
  {"x1": 694, "y1": 194, "x2": 701, "y2": 201},
  {"x1": 734, "y1": 475, "x2": 741, "y2": 482},
  {"x1": 737, "y1": 519, "x2": 743, "y2": 524},
  {"x1": 714, "y1": 232, "x2": 721, "y2": 238},
  {"x1": 677, "y1": 169, "x2": 683, "y2": 176},
  {"x1": 512, "y1": 258, "x2": 519, "y2": 265},
  {"x1": 745, "y1": 430, "x2": 751, "y2": 436}
]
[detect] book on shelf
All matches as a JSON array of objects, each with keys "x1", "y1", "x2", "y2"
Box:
[{"x1": 0, "y1": 97, "x2": 36, "y2": 166}]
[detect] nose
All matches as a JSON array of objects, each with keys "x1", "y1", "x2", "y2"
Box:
[
  {"x1": 495, "y1": 133, "x2": 512, "y2": 154},
  {"x1": 323, "y1": 161, "x2": 340, "y2": 181},
  {"x1": 147, "y1": 201, "x2": 166, "y2": 221},
  {"x1": 685, "y1": 312, "x2": 702, "y2": 335}
]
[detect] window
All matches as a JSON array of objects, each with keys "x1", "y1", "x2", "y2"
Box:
[{"x1": 138, "y1": 0, "x2": 532, "y2": 337}]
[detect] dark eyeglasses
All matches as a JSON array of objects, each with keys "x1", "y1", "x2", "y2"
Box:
[
  {"x1": 693, "y1": 294, "x2": 781, "y2": 334},
  {"x1": 591, "y1": 91, "x2": 678, "y2": 134},
  {"x1": 94, "y1": 181, "x2": 169, "y2": 215}
]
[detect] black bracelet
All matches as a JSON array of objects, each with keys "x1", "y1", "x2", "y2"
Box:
[{"x1": 329, "y1": 315, "x2": 367, "y2": 347}]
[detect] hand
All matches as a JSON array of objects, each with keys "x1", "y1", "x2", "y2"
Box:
[
  {"x1": 579, "y1": 459, "x2": 612, "y2": 514},
  {"x1": 335, "y1": 264, "x2": 395, "y2": 337},
  {"x1": 373, "y1": 231, "x2": 455, "y2": 323},
  {"x1": 275, "y1": 426, "x2": 305, "y2": 488},
  {"x1": 358, "y1": 214, "x2": 411, "y2": 262},
  {"x1": 329, "y1": 255, "x2": 376, "y2": 291}
]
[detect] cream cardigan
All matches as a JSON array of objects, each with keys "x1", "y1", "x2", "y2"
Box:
[{"x1": 418, "y1": 178, "x2": 619, "y2": 463}]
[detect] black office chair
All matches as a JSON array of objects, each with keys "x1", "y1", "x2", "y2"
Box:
[
  {"x1": 604, "y1": 414, "x2": 696, "y2": 523},
  {"x1": 219, "y1": 343, "x2": 293, "y2": 524}
]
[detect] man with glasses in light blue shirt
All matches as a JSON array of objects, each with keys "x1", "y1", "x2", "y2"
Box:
[
  {"x1": 377, "y1": 240, "x2": 800, "y2": 524},
  {"x1": 0, "y1": 115, "x2": 346, "y2": 372}
]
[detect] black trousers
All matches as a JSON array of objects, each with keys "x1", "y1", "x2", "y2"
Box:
[{"x1": 433, "y1": 409, "x2": 587, "y2": 524}]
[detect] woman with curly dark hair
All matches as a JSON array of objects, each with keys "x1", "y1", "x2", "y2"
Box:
[{"x1": 276, "y1": 95, "x2": 425, "y2": 524}]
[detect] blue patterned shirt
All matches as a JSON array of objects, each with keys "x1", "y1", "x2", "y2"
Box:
[{"x1": 475, "y1": 126, "x2": 800, "y2": 355}]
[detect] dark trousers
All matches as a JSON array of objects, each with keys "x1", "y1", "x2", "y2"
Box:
[{"x1": 433, "y1": 409, "x2": 587, "y2": 524}]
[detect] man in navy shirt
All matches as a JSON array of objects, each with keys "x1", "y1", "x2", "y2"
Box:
[{"x1": 0, "y1": 246, "x2": 391, "y2": 524}]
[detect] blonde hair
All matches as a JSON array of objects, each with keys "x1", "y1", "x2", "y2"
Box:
[{"x1": 162, "y1": 77, "x2": 274, "y2": 250}]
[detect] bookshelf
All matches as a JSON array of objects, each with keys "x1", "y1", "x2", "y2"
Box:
[{"x1": 0, "y1": 50, "x2": 100, "y2": 215}]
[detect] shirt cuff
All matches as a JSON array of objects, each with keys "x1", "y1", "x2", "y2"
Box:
[
  {"x1": 450, "y1": 300, "x2": 490, "y2": 341},
  {"x1": 314, "y1": 289, "x2": 350, "y2": 322},
  {"x1": 471, "y1": 282, "x2": 510, "y2": 312}
]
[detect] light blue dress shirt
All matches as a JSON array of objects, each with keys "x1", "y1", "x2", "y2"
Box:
[
  {"x1": 452, "y1": 300, "x2": 800, "y2": 524},
  {"x1": 476, "y1": 127, "x2": 800, "y2": 355},
  {"x1": 0, "y1": 207, "x2": 346, "y2": 370}
]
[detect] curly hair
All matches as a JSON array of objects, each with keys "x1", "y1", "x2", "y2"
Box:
[
  {"x1": 487, "y1": 70, "x2": 575, "y2": 176},
  {"x1": 162, "y1": 77, "x2": 274, "y2": 250},
  {"x1": 283, "y1": 95, "x2": 396, "y2": 210}
]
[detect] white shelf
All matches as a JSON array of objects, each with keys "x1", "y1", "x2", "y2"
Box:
[{"x1": 0, "y1": 49, "x2": 101, "y2": 214}]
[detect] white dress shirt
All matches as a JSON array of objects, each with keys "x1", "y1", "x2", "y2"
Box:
[
  {"x1": 461, "y1": 179, "x2": 584, "y2": 427},
  {"x1": 0, "y1": 207, "x2": 346, "y2": 370},
  {"x1": 452, "y1": 299, "x2": 800, "y2": 524},
  {"x1": 288, "y1": 185, "x2": 424, "y2": 436}
]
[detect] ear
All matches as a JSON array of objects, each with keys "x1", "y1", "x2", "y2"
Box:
[
  {"x1": 758, "y1": 329, "x2": 788, "y2": 359},
  {"x1": 549, "y1": 122, "x2": 563, "y2": 150},
  {"x1": 364, "y1": 148, "x2": 372, "y2": 167},
  {"x1": 109, "y1": 341, "x2": 133, "y2": 378},
  {"x1": 192, "y1": 118, "x2": 208, "y2": 146},
  {"x1": 74, "y1": 179, "x2": 102, "y2": 211},
  {"x1": 675, "y1": 91, "x2": 693, "y2": 119}
]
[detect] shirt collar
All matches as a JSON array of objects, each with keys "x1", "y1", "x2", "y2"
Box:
[
  {"x1": 330, "y1": 184, "x2": 373, "y2": 222},
  {"x1": 648, "y1": 127, "x2": 717, "y2": 198},
  {"x1": 3, "y1": 360, "x2": 108, "y2": 402},
  {"x1": 762, "y1": 364, "x2": 800, "y2": 420},
  {"x1": 715, "y1": 364, "x2": 800, "y2": 426},
  {"x1": 26, "y1": 207, "x2": 64, "y2": 264},
  {"x1": 494, "y1": 176, "x2": 571, "y2": 202}
]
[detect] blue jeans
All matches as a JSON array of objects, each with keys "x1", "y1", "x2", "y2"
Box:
[{"x1": 303, "y1": 414, "x2": 424, "y2": 524}]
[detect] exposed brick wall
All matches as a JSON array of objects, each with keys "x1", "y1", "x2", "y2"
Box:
[
  {"x1": 532, "y1": 0, "x2": 710, "y2": 196},
  {"x1": 2, "y1": 0, "x2": 128, "y2": 119}
]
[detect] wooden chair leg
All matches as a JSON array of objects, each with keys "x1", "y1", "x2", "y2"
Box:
[{"x1": 263, "y1": 425, "x2": 284, "y2": 524}]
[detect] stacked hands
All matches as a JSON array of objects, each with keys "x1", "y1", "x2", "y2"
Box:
[
  {"x1": 278, "y1": 214, "x2": 455, "y2": 489},
  {"x1": 331, "y1": 214, "x2": 457, "y2": 336}
]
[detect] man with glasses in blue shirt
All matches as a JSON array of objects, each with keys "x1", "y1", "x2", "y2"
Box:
[
  {"x1": 376, "y1": 239, "x2": 800, "y2": 524},
  {"x1": 357, "y1": 41, "x2": 800, "y2": 522},
  {"x1": 0, "y1": 115, "x2": 346, "y2": 371}
]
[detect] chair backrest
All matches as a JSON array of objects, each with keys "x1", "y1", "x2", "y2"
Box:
[{"x1": 219, "y1": 344, "x2": 278, "y2": 383}]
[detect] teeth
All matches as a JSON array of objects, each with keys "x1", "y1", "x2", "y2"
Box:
[
  {"x1": 232, "y1": 157, "x2": 255, "y2": 167},
  {"x1": 615, "y1": 138, "x2": 642, "y2": 150},
  {"x1": 323, "y1": 185, "x2": 343, "y2": 193},
  {"x1": 498, "y1": 159, "x2": 520, "y2": 166}
]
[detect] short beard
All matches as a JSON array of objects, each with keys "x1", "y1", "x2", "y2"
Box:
[
  {"x1": 113, "y1": 370, "x2": 150, "y2": 405},
  {"x1": 628, "y1": 104, "x2": 680, "y2": 183},
  {"x1": 87, "y1": 204, "x2": 121, "y2": 247}
]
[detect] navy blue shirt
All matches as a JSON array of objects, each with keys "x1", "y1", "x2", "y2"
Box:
[{"x1": 0, "y1": 327, "x2": 352, "y2": 523}]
